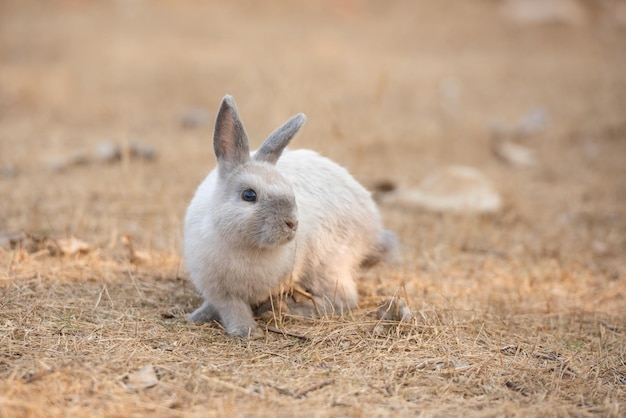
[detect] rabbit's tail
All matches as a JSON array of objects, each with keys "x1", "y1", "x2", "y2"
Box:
[{"x1": 360, "y1": 230, "x2": 401, "y2": 268}]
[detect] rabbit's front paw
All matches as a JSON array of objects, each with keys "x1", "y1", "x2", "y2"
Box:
[
  {"x1": 219, "y1": 298, "x2": 261, "y2": 339},
  {"x1": 187, "y1": 300, "x2": 219, "y2": 323},
  {"x1": 225, "y1": 322, "x2": 263, "y2": 339}
]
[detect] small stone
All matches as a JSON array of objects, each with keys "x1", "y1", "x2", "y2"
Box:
[
  {"x1": 439, "y1": 77, "x2": 462, "y2": 117},
  {"x1": 372, "y1": 324, "x2": 387, "y2": 336},
  {"x1": 439, "y1": 77, "x2": 461, "y2": 103},
  {"x1": 592, "y1": 240, "x2": 609, "y2": 255},
  {"x1": 48, "y1": 157, "x2": 70, "y2": 172},
  {"x1": 56, "y1": 237, "x2": 91, "y2": 255},
  {"x1": 370, "y1": 179, "x2": 398, "y2": 203},
  {"x1": 180, "y1": 108, "x2": 210, "y2": 129},
  {"x1": 121, "y1": 365, "x2": 160, "y2": 390},
  {"x1": 450, "y1": 358, "x2": 470, "y2": 370},
  {"x1": 615, "y1": 3, "x2": 626, "y2": 27},
  {"x1": 371, "y1": 179, "x2": 397, "y2": 193},
  {"x1": 69, "y1": 149, "x2": 90, "y2": 166},
  {"x1": 493, "y1": 140, "x2": 537, "y2": 167},
  {"x1": 500, "y1": 0, "x2": 588, "y2": 26},
  {"x1": 488, "y1": 119, "x2": 514, "y2": 140},
  {"x1": 95, "y1": 141, "x2": 122, "y2": 163},
  {"x1": 247, "y1": 384, "x2": 265, "y2": 395},
  {"x1": 377, "y1": 298, "x2": 412, "y2": 322},
  {"x1": 0, "y1": 230, "x2": 26, "y2": 248},
  {"x1": 0, "y1": 165, "x2": 17, "y2": 178},
  {"x1": 517, "y1": 107, "x2": 549, "y2": 136},
  {"x1": 583, "y1": 140, "x2": 599, "y2": 159},
  {"x1": 129, "y1": 140, "x2": 157, "y2": 160}
]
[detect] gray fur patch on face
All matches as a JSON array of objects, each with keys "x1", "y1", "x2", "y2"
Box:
[
  {"x1": 216, "y1": 162, "x2": 298, "y2": 250},
  {"x1": 255, "y1": 195, "x2": 298, "y2": 247}
]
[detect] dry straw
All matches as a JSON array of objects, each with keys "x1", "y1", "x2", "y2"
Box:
[
  {"x1": 1, "y1": 1, "x2": 625, "y2": 416},
  {"x1": 1, "y1": 233, "x2": 624, "y2": 417}
]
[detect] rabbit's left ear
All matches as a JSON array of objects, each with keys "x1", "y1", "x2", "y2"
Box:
[
  {"x1": 255, "y1": 113, "x2": 306, "y2": 164},
  {"x1": 213, "y1": 95, "x2": 250, "y2": 175}
]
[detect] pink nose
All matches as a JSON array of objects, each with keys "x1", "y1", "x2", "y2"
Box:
[{"x1": 286, "y1": 220, "x2": 298, "y2": 231}]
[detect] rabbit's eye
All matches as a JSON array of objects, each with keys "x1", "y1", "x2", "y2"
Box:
[{"x1": 241, "y1": 189, "x2": 257, "y2": 202}]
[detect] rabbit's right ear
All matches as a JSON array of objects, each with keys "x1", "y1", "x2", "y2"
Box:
[
  {"x1": 255, "y1": 113, "x2": 306, "y2": 164},
  {"x1": 213, "y1": 95, "x2": 250, "y2": 175}
]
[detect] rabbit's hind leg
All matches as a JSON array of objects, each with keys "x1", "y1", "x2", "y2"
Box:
[{"x1": 285, "y1": 271, "x2": 358, "y2": 318}]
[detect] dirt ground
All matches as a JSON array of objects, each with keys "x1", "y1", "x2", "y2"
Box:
[{"x1": 1, "y1": 0, "x2": 625, "y2": 417}]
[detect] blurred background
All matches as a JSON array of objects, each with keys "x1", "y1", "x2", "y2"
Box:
[{"x1": 0, "y1": 0, "x2": 624, "y2": 276}]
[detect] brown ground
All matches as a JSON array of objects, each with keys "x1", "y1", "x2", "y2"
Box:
[{"x1": 1, "y1": 1, "x2": 625, "y2": 417}]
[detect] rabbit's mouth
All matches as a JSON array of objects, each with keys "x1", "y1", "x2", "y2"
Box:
[
  {"x1": 254, "y1": 221, "x2": 297, "y2": 248},
  {"x1": 271, "y1": 228, "x2": 297, "y2": 246}
]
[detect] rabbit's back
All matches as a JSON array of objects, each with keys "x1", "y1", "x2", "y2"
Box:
[
  {"x1": 276, "y1": 149, "x2": 380, "y2": 235},
  {"x1": 276, "y1": 149, "x2": 383, "y2": 298}
]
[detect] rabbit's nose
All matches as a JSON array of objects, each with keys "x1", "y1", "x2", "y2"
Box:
[{"x1": 286, "y1": 219, "x2": 298, "y2": 231}]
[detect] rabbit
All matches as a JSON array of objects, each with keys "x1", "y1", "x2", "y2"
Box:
[{"x1": 184, "y1": 95, "x2": 398, "y2": 338}]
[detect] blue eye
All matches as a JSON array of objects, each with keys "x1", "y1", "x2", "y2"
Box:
[{"x1": 241, "y1": 189, "x2": 257, "y2": 202}]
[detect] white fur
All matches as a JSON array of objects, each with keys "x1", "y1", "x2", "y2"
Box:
[
  {"x1": 275, "y1": 149, "x2": 382, "y2": 308},
  {"x1": 184, "y1": 95, "x2": 396, "y2": 337}
]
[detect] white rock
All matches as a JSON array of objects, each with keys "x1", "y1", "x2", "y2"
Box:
[
  {"x1": 48, "y1": 156, "x2": 70, "y2": 172},
  {"x1": 493, "y1": 140, "x2": 538, "y2": 167},
  {"x1": 95, "y1": 141, "x2": 122, "y2": 163},
  {"x1": 56, "y1": 237, "x2": 91, "y2": 255},
  {"x1": 500, "y1": 0, "x2": 588, "y2": 26},
  {"x1": 121, "y1": 365, "x2": 160, "y2": 390},
  {"x1": 382, "y1": 166, "x2": 502, "y2": 214}
]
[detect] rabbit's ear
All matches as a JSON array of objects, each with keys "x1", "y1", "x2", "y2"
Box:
[
  {"x1": 214, "y1": 95, "x2": 250, "y2": 174},
  {"x1": 255, "y1": 113, "x2": 306, "y2": 164}
]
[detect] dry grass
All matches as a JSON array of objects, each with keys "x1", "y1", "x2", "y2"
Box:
[{"x1": 1, "y1": 1, "x2": 625, "y2": 417}]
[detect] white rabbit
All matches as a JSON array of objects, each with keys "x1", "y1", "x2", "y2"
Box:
[{"x1": 184, "y1": 95, "x2": 397, "y2": 337}]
